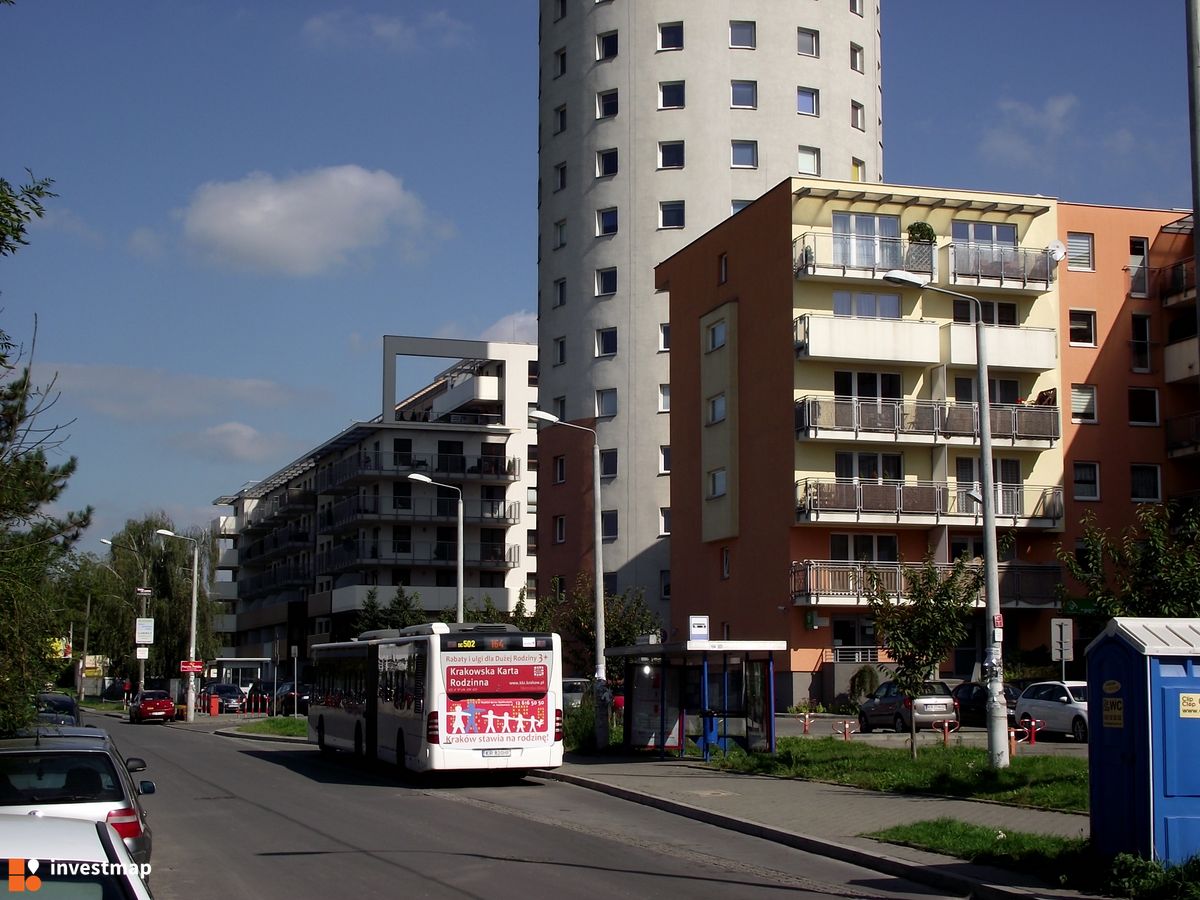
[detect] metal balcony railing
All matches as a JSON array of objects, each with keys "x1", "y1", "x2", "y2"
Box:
[
  {"x1": 1167, "y1": 411, "x2": 1200, "y2": 454},
  {"x1": 1155, "y1": 259, "x2": 1196, "y2": 305},
  {"x1": 793, "y1": 233, "x2": 931, "y2": 279},
  {"x1": 326, "y1": 494, "x2": 521, "y2": 530},
  {"x1": 949, "y1": 242, "x2": 1055, "y2": 286},
  {"x1": 795, "y1": 478, "x2": 1064, "y2": 523},
  {"x1": 790, "y1": 559, "x2": 1063, "y2": 607},
  {"x1": 317, "y1": 540, "x2": 520, "y2": 573},
  {"x1": 794, "y1": 397, "x2": 1060, "y2": 443},
  {"x1": 318, "y1": 451, "x2": 521, "y2": 492}
]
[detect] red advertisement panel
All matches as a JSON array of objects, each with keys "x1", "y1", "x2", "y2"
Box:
[
  {"x1": 442, "y1": 697, "x2": 552, "y2": 745},
  {"x1": 444, "y1": 664, "x2": 548, "y2": 696}
]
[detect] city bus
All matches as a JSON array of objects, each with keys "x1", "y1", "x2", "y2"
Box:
[{"x1": 308, "y1": 622, "x2": 564, "y2": 774}]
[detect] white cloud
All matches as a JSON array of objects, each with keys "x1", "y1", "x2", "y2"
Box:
[
  {"x1": 168, "y1": 421, "x2": 296, "y2": 464},
  {"x1": 127, "y1": 227, "x2": 165, "y2": 259},
  {"x1": 480, "y1": 310, "x2": 537, "y2": 344},
  {"x1": 302, "y1": 9, "x2": 470, "y2": 50},
  {"x1": 33, "y1": 207, "x2": 104, "y2": 246},
  {"x1": 978, "y1": 94, "x2": 1079, "y2": 171},
  {"x1": 180, "y1": 165, "x2": 442, "y2": 276}
]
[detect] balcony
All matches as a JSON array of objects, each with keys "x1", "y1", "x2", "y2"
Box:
[
  {"x1": 318, "y1": 451, "x2": 521, "y2": 493},
  {"x1": 948, "y1": 243, "x2": 1055, "y2": 292},
  {"x1": 240, "y1": 524, "x2": 313, "y2": 566},
  {"x1": 944, "y1": 322, "x2": 1058, "y2": 371},
  {"x1": 794, "y1": 314, "x2": 939, "y2": 365},
  {"x1": 793, "y1": 233, "x2": 933, "y2": 282},
  {"x1": 794, "y1": 397, "x2": 1059, "y2": 447},
  {"x1": 317, "y1": 540, "x2": 520, "y2": 574},
  {"x1": 327, "y1": 494, "x2": 521, "y2": 531},
  {"x1": 238, "y1": 563, "x2": 313, "y2": 600},
  {"x1": 795, "y1": 478, "x2": 1064, "y2": 528},
  {"x1": 1167, "y1": 411, "x2": 1200, "y2": 458},
  {"x1": 1156, "y1": 259, "x2": 1196, "y2": 308},
  {"x1": 1165, "y1": 336, "x2": 1199, "y2": 384},
  {"x1": 790, "y1": 559, "x2": 1063, "y2": 608}
]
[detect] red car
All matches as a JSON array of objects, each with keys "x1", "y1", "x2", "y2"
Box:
[{"x1": 129, "y1": 690, "x2": 176, "y2": 724}]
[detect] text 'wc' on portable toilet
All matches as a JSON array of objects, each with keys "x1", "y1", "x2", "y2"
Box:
[{"x1": 1086, "y1": 617, "x2": 1200, "y2": 865}]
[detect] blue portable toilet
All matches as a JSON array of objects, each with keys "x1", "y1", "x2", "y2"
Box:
[{"x1": 1086, "y1": 617, "x2": 1200, "y2": 864}]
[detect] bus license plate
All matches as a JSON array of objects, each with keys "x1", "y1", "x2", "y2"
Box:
[{"x1": 482, "y1": 749, "x2": 511, "y2": 758}]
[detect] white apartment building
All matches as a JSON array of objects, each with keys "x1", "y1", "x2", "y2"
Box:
[
  {"x1": 213, "y1": 337, "x2": 540, "y2": 671},
  {"x1": 536, "y1": 0, "x2": 885, "y2": 614}
]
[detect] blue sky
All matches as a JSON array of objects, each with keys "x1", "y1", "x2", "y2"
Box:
[{"x1": 1, "y1": 2, "x2": 1191, "y2": 554}]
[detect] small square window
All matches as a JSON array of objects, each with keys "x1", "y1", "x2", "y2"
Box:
[
  {"x1": 553, "y1": 455, "x2": 566, "y2": 484},
  {"x1": 553, "y1": 0, "x2": 566, "y2": 21},
  {"x1": 553, "y1": 396, "x2": 566, "y2": 420},
  {"x1": 709, "y1": 468, "x2": 727, "y2": 498},
  {"x1": 601, "y1": 509, "x2": 618, "y2": 541},
  {"x1": 596, "y1": 147, "x2": 618, "y2": 177},
  {"x1": 659, "y1": 507, "x2": 671, "y2": 536},
  {"x1": 731, "y1": 199, "x2": 752, "y2": 214},
  {"x1": 553, "y1": 47, "x2": 566, "y2": 78},
  {"x1": 1071, "y1": 384, "x2": 1097, "y2": 423},
  {"x1": 850, "y1": 0, "x2": 864, "y2": 15},
  {"x1": 721, "y1": 547, "x2": 731, "y2": 579},
  {"x1": 660, "y1": 81, "x2": 685, "y2": 109},
  {"x1": 659, "y1": 22, "x2": 683, "y2": 50},
  {"x1": 729, "y1": 20, "x2": 756, "y2": 48},
  {"x1": 850, "y1": 42, "x2": 864, "y2": 72},
  {"x1": 553, "y1": 219, "x2": 567, "y2": 249},
  {"x1": 1073, "y1": 462, "x2": 1099, "y2": 501},
  {"x1": 552, "y1": 336, "x2": 566, "y2": 366},
  {"x1": 597, "y1": 207, "x2": 618, "y2": 235},
  {"x1": 660, "y1": 570, "x2": 671, "y2": 601},
  {"x1": 718, "y1": 253, "x2": 728, "y2": 284},
  {"x1": 851, "y1": 158, "x2": 866, "y2": 182},
  {"x1": 731, "y1": 140, "x2": 757, "y2": 168},
  {"x1": 851, "y1": 101, "x2": 865, "y2": 130},
  {"x1": 797, "y1": 87, "x2": 819, "y2": 116},
  {"x1": 553, "y1": 161, "x2": 566, "y2": 191},
  {"x1": 597, "y1": 31, "x2": 618, "y2": 61},
  {"x1": 1067, "y1": 232, "x2": 1094, "y2": 270},
  {"x1": 731, "y1": 80, "x2": 757, "y2": 109},
  {"x1": 659, "y1": 323, "x2": 671, "y2": 351},
  {"x1": 659, "y1": 141, "x2": 685, "y2": 169},
  {"x1": 658, "y1": 384, "x2": 670, "y2": 412},
  {"x1": 708, "y1": 393, "x2": 727, "y2": 424},
  {"x1": 1128, "y1": 387, "x2": 1159, "y2": 425},
  {"x1": 599, "y1": 448, "x2": 618, "y2": 478},
  {"x1": 1131, "y1": 464, "x2": 1161, "y2": 502},
  {"x1": 798, "y1": 145, "x2": 821, "y2": 176},
  {"x1": 597, "y1": 89, "x2": 618, "y2": 119},
  {"x1": 659, "y1": 445, "x2": 671, "y2": 474},
  {"x1": 660, "y1": 200, "x2": 685, "y2": 229},
  {"x1": 553, "y1": 105, "x2": 567, "y2": 134},
  {"x1": 708, "y1": 320, "x2": 727, "y2": 351},
  {"x1": 797, "y1": 27, "x2": 819, "y2": 57},
  {"x1": 1069, "y1": 310, "x2": 1097, "y2": 346},
  {"x1": 596, "y1": 388, "x2": 618, "y2": 417},
  {"x1": 596, "y1": 267, "x2": 617, "y2": 296},
  {"x1": 553, "y1": 278, "x2": 566, "y2": 307},
  {"x1": 553, "y1": 515, "x2": 566, "y2": 544},
  {"x1": 596, "y1": 327, "x2": 617, "y2": 357}
]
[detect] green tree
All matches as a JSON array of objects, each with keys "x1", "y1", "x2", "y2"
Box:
[
  {"x1": 354, "y1": 588, "x2": 386, "y2": 634},
  {"x1": 0, "y1": 170, "x2": 54, "y2": 258},
  {"x1": 385, "y1": 585, "x2": 426, "y2": 629},
  {"x1": 534, "y1": 575, "x2": 660, "y2": 677},
  {"x1": 864, "y1": 553, "x2": 981, "y2": 757},
  {"x1": 1058, "y1": 503, "x2": 1200, "y2": 619}
]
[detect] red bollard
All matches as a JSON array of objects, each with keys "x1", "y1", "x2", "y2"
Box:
[
  {"x1": 832, "y1": 720, "x2": 857, "y2": 741},
  {"x1": 1025, "y1": 718, "x2": 1045, "y2": 745},
  {"x1": 932, "y1": 719, "x2": 961, "y2": 748},
  {"x1": 802, "y1": 712, "x2": 816, "y2": 734}
]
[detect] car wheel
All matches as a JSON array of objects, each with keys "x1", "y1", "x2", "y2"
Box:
[
  {"x1": 858, "y1": 712, "x2": 872, "y2": 734},
  {"x1": 893, "y1": 714, "x2": 906, "y2": 733},
  {"x1": 1072, "y1": 716, "x2": 1088, "y2": 743}
]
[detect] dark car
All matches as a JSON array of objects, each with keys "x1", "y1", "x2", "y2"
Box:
[
  {"x1": 858, "y1": 680, "x2": 958, "y2": 732},
  {"x1": 129, "y1": 690, "x2": 175, "y2": 724},
  {"x1": 36, "y1": 692, "x2": 82, "y2": 726},
  {"x1": 950, "y1": 682, "x2": 1019, "y2": 727},
  {"x1": 245, "y1": 681, "x2": 275, "y2": 715},
  {"x1": 274, "y1": 682, "x2": 311, "y2": 716},
  {"x1": 199, "y1": 683, "x2": 243, "y2": 714}
]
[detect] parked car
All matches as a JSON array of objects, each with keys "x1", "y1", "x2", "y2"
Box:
[
  {"x1": 274, "y1": 682, "x2": 311, "y2": 716},
  {"x1": 1014, "y1": 680, "x2": 1089, "y2": 742},
  {"x1": 198, "y1": 683, "x2": 243, "y2": 714},
  {"x1": 562, "y1": 678, "x2": 590, "y2": 710},
  {"x1": 36, "y1": 691, "x2": 82, "y2": 726},
  {"x1": 129, "y1": 690, "x2": 175, "y2": 724},
  {"x1": 0, "y1": 816, "x2": 152, "y2": 898},
  {"x1": 950, "y1": 681, "x2": 1019, "y2": 727},
  {"x1": 244, "y1": 681, "x2": 275, "y2": 715},
  {"x1": 858, "y1": 680, "x2": 958, "y2": 733},
  {"x1": 0, "y1": 731, "x2": 156, "y2": 865}
]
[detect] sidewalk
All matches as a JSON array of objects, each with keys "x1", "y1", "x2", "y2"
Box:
[{"x1": 542, "y1": 755, "x2": 1097, "y2": 900}]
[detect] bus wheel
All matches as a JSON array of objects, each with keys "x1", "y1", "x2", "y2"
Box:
[
  {"x1": 317, "y1": 718, "x2": 333, "y2": 754},
  {"x1": 353, "y1": 723, "x2": 364, "y2": 758}
]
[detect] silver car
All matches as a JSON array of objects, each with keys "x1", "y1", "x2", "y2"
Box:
[
  {"x1": 858, "y1": 680, "x2": 958, "y2": 733},
  {"x1": 1014, "y1": 680, "x2": 1089, "y2": 742}
]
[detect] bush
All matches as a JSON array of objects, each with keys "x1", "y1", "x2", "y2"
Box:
[
  {"x1": 1109, "y1": 852, "x2": 1200, "y2": 899},
  {"x1": 848, "y1": 665, "x2": 879, "y2": 705}
]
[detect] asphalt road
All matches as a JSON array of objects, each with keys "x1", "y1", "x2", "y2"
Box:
[{"x1": 92, "y1": 711, "x2": 963, "y2": 900}]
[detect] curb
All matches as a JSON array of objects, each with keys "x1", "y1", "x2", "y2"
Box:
[
  {"x1": 214, "y1": 727, "x2": 309, "y2": 744},
  {"x1": 538, "y1": 768, "x2": 1073, "y2": 900}
]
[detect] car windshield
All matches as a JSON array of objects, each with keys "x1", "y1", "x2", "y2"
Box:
[
  {"x1": 919, "y1": 682, "x2": 952, "y2": 697},
  {"x1": 37, "y1": 695, "x2": 76, "y2": 713},
  {"x1": 141, "y1": 691, "x2": 170, "y2": 701},
  {"x1": 0, "y1": 752, "x2": 122, "y2": 805},
  {"x1": 1067, "y1": 685, "x2": 1087, "y2": 702},
  {"x1": 211, "y1": 685, "x2": 238, "y2": 696}
]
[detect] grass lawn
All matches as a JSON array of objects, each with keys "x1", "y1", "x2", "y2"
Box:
[
  {"x1": 81, "y1": 702, "x2": 125, "y2": 713},
  {"x1": 236, "y1": 717, "x2": 308, "y2": 738}
]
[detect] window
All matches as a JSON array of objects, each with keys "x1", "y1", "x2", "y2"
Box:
[
  {"x1": 658, "y1": 384, "x2": 670, "y2": 412},
  {"x1": 1071, "y1": 383, "x2": 1097, "y2": 423},
  {"x1": 599, "y1": 448, "x2": 618, "y2": 478},
  {"x1": 658, "y1": 22, "x2": 683, "y2": 50},
  {"x1": 730, "y1": 80, "x2": 757, "y2": 109},
  {"x1": 708, "y1": 468, "x2": 727, "y2": 498},
  {"x1": 797, "y1": 28, "x2": 819, "y2": 56},
  {"x1": 553, "y1": 161, "x2": 566, "y2": 191},
  {"x1": 721, "y1": 547, "x2": 731, "y2": 579},
  {"x1": 552, "y1": 336, "x2": 566, "y2": 365},
  {"x1": 553, "y1": 0, "x2": 565, "y2": 21},
  {"x1": 660, "y1": 569, "x2": 672, "y2": 601},
  {"x1": 659, "y1": 445, "x2": 671, "y2": 473},
  {"x1": 659, "y1": 323, "x2": 671, "y2": 351},
  {"x1": 832, "y1": 212, "x2": 900, "y2": 268},
  {"x1": 729, "y1": 20, "x2": 756, "y2": 48},
  {"x1": 953, "y1": 298, "x2": 1017, "y2": 326},
  {"x1": 553, "y1": 277, "x2": 566, "y2": 307},
  {"x1": 659, "y1": 507, "x2": 671, "y2": 535},
  {"x1": 731, "y1": 199, "x2": 752, "y2": 214},
  {"x1": 553, "y1": 395, "x2": 566, "y2": 419},
  {"x1": 718, "y1": 253, "x2": 728, "y2": 284},
  {"x1": 596, "y1": 267, "x2": 617, "y2": 296},
  {"x1": 836, "y1": 370, "x2": 902, "y2": 401},
  {"x1": 836, "y1": 451, "x2": 902, "y2": 482},
  {"x1": 526, "y1": 529, "x2": 537, "y2": 557},
  {"x1": 660, "y1": 201, "x2": 685, "y2": 229},
  {"x1": 731, "y1": 140, "x2": 758, "y2": 168},
  {"x1": 832, "y1": 533, "x2": 898, "y2": 562},
  {"x1": 1129, "y1": 237, "x2": 1149, "y2": 297},
  {"x1": 597, "y1": 207, "x2": 618, "y2": 235},
  {"x1": 596, "y1": 327, "x2": 617, "y2": 356},
  {"x1": 1128, "y1": 388, "x2": 1159, "y2": 425},
  {"x1": 1131, "y1": 314, "x2": 1151, "y2": 372},
  {"x1": 954, "y1": 375, "x2": 1018, "y2": 406},
  {"x1": 707, "y1": 320, "x2": 727, "y2": 350},
  {"x1": 1069, "y1": 309, "x2": 1097, "y2": 346},
  {"x1": 708, "y1": 393, "x2": 727, "y2": 424},
  {"x1": 553, "y1": 455, "x2": 566, "y2": 484},
  {"x1": 596, "y1": 388, "x2": 617, "y2": 417},
  {"x1": 1131, "y1": 464, "x2": 1161, "y2": 502},
  {"x1": 797, "y1": 87, "x2": 819, "y2": 116},
  {"x1": 596, "y1": 147, "x2": 618, "y2": 177},
  {"x1": 659, "y1": 81, "x2": 685, "y2": 109},
  {"x1": 601, "y1": 510, "x2": 618, "y2": 541},
  {"x1": 553, "y1": 47, "x2": 566, "y2": 78},
  {"x1": 851, "y1": 158, "x2": 866, "y2": 182},
  {"x1": 851, "y1": 101, "x2": 865, "y2": 130},
  {"x1": 597, "y1": 31, "x2": 618, "y2": 60},
  {"x1": 1067, "y1": 232, "x2": 1094, "y2": 270},
  {"x1": 850, "y1": 42, "x2": 864, "y2": 72},
  {"x1": 833, "y1": 290, "x2": 900, "y2": 319},
  {"x1": 797, "y1": 145, "x2": 821, "y2": 175},
  {"x1": 659, "y1": 141, "x2": 684, "y2": 168},
  {"x1": 1073, "y1": 462, "x2": 1100, "y2": 501},
  {"x1": 553, "y1": 104, "x2": 567, "y2": 133},
  {"x1": 850, "y1": 0, "x2": 864, "y2": 14},
  {"x1": 553, "y1": 515, "x2": 566, "y2": 543},
  {"x1": 553, "y1": 219, "x2": 566, "y2": 249},
  {"x1": 597, "y1": 89, "x2": 618, "y2": 119}
]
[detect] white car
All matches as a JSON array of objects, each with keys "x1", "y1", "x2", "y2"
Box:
[
  {"x1": 0, "y1": 815, "x2": 153, "y2": 897},
  {"x1": 1014, "y1": 680, "x2": 1089, "y2": 742}
]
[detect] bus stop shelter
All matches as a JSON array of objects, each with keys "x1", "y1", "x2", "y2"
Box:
[{"x1": 605, "y1": 639, "x2": 786, "y2": 759}]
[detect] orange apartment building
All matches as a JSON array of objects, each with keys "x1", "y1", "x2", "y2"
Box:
[{"x1": 656, "y1": 176, "x2": 1197, "y2": 708}]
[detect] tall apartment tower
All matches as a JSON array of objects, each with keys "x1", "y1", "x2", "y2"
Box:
[{"x1": 536, "y1": 1, "x2": 885, "y2": 615}]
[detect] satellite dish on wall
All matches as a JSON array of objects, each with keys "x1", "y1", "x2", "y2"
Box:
[{"x1": 1047, "y1": 240, "x2": 1067, "y2": 262}]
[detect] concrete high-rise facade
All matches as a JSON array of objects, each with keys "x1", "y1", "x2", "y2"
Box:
[{"x1": 536, "y1": 1, "x2": 884, "y2": 616}]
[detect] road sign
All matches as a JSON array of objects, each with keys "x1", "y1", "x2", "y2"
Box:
[
  {"x1": 1051, "y1": 617, "x2": 1074, "y2": 662},
  {"x1": 180, "y1": 660, "x2": 203, "y2": 673},
  {"x1": 136, "y1": 647, "x2": 149, "y2": 660},
  {"x1": 135, "y1": 617, "x2": 155, "y2": 644}
]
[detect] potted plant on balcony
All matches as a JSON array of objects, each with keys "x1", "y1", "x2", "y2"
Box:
[{"x1": 905, "y1": 221, "x2": 936, "y2": 273}]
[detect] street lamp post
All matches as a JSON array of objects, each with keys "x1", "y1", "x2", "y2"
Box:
[
  {"x1": 883, "y1": 270, "x2": 1008, "y2": 769},
  {"x1": 156, "y1": 529, "x2": 200, "y2": 724},
  {"x1": 529, "y1": 409, "x2": 609, "y2": 749},
  {"x1": 99, "y1": 539, "x2": 150, "y2": 694},
  {"x1": 408, "y1": 474, "x2": 464, "y2": 624}
]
